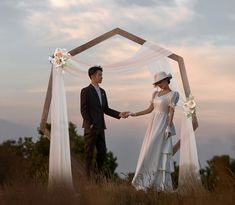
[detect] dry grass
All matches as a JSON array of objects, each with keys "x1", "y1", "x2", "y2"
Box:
[
  {"x1": 0, "y1": 173, "x2": 234, "y2": 205},
  {"x1": 0, "y1": 156, "x2": 234, "y2": 205}
]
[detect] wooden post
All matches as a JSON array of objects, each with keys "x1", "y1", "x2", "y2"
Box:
[
  {"x1": 169, "y1": 54, "x2": 198, "y2": 155},
  {"x1": 39, "y1": 68, "x2": 53, "y2": 139}
]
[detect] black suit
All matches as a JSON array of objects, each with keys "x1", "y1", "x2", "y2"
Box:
[{"x1": 80, "y1": 84, "x2": 120, "y2": 177}]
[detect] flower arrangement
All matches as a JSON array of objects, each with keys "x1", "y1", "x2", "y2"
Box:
[
  {"x1": 183, "y1": 94, "x2": 196, "y2": 118},
  {"x1": 48, "y1": 48, "x2": 71, "y2": 68}
]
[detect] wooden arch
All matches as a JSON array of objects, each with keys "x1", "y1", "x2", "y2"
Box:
[{"x1": 39, "y1": 27, "x2": 198, "y2": 155}]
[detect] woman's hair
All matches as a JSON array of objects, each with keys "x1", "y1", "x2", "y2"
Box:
[
  {"x1": 167, "y1": 78, "x2": 171, "y2": 84},
  {"x1": 88, "y1": 66, "x2": 103, "y2": 78}
]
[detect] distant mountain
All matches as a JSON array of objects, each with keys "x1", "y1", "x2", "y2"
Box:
[{"x1": 0, "y1": 119, "x2": 37, "y2": 142}]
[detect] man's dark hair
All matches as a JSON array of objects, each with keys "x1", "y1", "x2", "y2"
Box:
[{"x1": 88, "y1": 66, "x2": 103, "y2": 78}]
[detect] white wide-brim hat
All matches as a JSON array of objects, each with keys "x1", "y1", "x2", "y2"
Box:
[{"x1": 153, "y1": 71, "x2": 172, "y2": 85}]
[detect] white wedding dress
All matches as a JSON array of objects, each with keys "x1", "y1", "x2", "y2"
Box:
[{"x1": 132, "y1": 90, "x2": 179, "y2": 191}]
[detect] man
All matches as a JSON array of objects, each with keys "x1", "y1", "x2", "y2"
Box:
[{"x1": 80, "y1": 66, "x2": 129, "y2": 179}]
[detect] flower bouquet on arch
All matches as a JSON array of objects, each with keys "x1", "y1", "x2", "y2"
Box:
[
  {"x1": 183, "y1": 94, "x2": 196, "y2": 119},
  {"x1": 48, "y1": 48, "x2": 71, "y2": 70}
]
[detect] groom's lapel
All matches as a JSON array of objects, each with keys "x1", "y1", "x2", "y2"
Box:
[
  {"x1": 89, "y1": 84, "x2": 102, "y2": 108},
  {"x1": 100, "y1": 89, "x2": 106, "y2": 109}
]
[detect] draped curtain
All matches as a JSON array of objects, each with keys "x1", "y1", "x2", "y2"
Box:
[{"x1": 49, "y1": 42, "x2": 200, "y2": 189}]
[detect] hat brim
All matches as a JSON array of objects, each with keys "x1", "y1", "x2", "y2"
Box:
[{"x1": 153, "y1": 76, "x2": 172, "y2": 85}]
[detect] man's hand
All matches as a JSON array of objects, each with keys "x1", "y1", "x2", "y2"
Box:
[{"x1": 119, "y1": 112, "x2": 130, "y2": 119}]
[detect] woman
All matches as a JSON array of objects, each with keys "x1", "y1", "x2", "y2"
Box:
[{"x1": 130, "y1": 71, "x2": 179, "y2": 191}]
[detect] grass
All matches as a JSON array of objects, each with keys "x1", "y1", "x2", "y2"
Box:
[
  {"x1": 0, "y1": 171, "x2": 234, "y2": 205},
  {"x1": 0, "y1": 154, "x2": 234, "y2": 205}
]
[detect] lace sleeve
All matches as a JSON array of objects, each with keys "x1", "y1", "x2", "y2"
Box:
[{"x1": 169, "y1": 91, "x2": 179, "y2": 108}]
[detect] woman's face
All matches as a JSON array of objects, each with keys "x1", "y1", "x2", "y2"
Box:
[{"x1": 155, "y1": 78, "x2": 169, "y2": 89}]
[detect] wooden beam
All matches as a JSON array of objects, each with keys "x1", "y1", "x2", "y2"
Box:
[
  {"x1": 115, "y1": 28, "x2": 146, "y2": 45},
  {"x1": 39, "y1": 68, "x2": 53, "y2": 139},
  {"x1": 177, "y1": 56, "x2": 191, "y2": 96},
  {"x1": 43, "y1": 128, "x2": 51, "y2": 139},
  {"x1": 69, "y1": 28, "x2": 119, "y2": 56},
  {"x1": 69, "y1": 27, "x2": 146, "y2": 56},
  {"x1": 169, "y1": 54, "x2": 191, "y2": 95}
]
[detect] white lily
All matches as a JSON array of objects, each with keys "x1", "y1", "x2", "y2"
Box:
[
  {"x1": 183, "y1": 99, "x2": 196, "y2": 109},
  {"x1": 49, "y1": 48, "x2": 71, "y2": 69},
  {"x1": 183, "y1": 94, "x2": 196, "y2": 118}
]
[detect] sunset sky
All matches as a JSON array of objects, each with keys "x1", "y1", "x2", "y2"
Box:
[{"x1": 0, "y1": 0, "x2": 235, "y2": 174}]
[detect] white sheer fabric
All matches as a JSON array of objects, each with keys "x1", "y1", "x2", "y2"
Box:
[
  {"x1": 49, "y1": 41, "x2": 200, "y2": 189},
  {"x1": 178, "y1": 116, "x2": 201, "y2": 187},
  {"x1": 49, "y1": 67, "x2": 73, "y2": 189},
  {"x1": 66, "y1": 42, "x2": 172, "y2": 75}
]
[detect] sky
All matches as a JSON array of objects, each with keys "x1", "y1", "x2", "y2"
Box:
[{"x1": 0, "y1": 0, "x2": 235, "y2": 174}]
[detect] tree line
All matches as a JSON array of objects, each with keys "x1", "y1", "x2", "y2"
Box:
[{"x1": 0, "y1": 122, "x2": 234, "y2": 191}]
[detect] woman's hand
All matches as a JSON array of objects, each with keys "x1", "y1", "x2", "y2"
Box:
[
  {"x1": 164, "y1": 126, "x2": 171, "y2": 140},
  {"x1": 130, "y1": 112, "x2": 137, "y2": 117}
]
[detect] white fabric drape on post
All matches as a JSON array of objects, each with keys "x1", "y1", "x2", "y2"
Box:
[
  {"x1": 48, "y1": 41, "x2": 200, "y2": 189},
  {"x1": 49, "y1": 66, "x2": 73, "y2": 189},
  {"x1": 178, "y1": 116, "x2": 201, "y2": 187}
]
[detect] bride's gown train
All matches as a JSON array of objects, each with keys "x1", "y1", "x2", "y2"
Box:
[{"x1": 132, "y1": 90, "x2": 179, "y2": 191}]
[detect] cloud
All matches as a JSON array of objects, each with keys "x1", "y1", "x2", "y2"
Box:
[
  {"x1": 168, "y1": 44, "x2": 235, "y2": 102},
  {"x1": 117, "y1": 1, "x2": 196, "y2": 28},
  {"x1": 2, "y1": 0, "x2": 234, "y2": 48},
  {"x1": 20, "y1": 0, "x2": 198, "y2": 44},
  {"x1": 24, "y1": 8, "x2": 114, "y2": 44},
  {"x1": 49, "y1": 0, "x2": 85, "y2": 8}
]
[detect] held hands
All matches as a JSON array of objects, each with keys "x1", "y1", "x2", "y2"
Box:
[
  {"x1": 164, "y1": 126, "x2": 171, "y2": 140},
  {"x1": 129, "y1": 112, "x2": 137, "y2": 117},
  {"x1": 119, "y1": 112, "x2": 130, "y2": 119},
  {"x1": 119, "y1": 111, "x2": 138, "y2": 119}
]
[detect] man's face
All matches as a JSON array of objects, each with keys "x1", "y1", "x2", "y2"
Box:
[{"x1": 92, "y1": 70, "x2": 103, "y2": 84}]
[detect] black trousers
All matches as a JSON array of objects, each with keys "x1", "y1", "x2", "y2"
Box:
[{"x1": 84, "y1": 127, "x2": 107, "y2": 178}]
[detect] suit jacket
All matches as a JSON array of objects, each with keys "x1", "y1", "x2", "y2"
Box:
[{"x1": 80, "y1": 84, "x2": 121, "y2": 129}]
